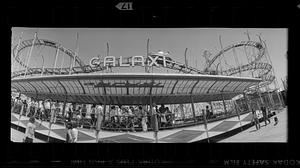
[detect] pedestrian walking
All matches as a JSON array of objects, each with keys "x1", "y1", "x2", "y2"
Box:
[{"x1": 24, "y1": 117, "x2": 36, "y2": 143}]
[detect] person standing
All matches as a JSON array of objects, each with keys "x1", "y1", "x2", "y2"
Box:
[
  {"x1": 90, "y1": 104, "x2": 96, "y2": 128},
  {"x1": 141, "y1": 106, "x2": 148, "y2": 132},
  {"x1": 110, "y1": 106, "x2": 117, "y2": 123},
  {"x1": 66, "y1": 104, "x2": 73, "y2": 123},
  {"x1": 76, "y1": 106, "x2": 82, "y2": 128},
  {"x1": 71, "y1": 122, "x2": 79, "y2": 143},
  {"x1": 54, "y1": 100, "x2": 60, "y2": 122},
  {"x1": 252, "y1": 109, "x2": 261, "y2": 130},
  {"x1": 151, "y1": 103, "x2": 159, "y2": 143},
  {"x1": 65, "y1": 121, "x2": 73, "y2": 143},
  {"x1": 206, "y1": 105, "x2": 210, "y2": 120},
  {"x1": 95, "y1": 104, "x2": 104, "y2": 142},
  {"x1": 50, "y1": 101, "x2": 56, "y2": 127},
  {"x1": 261, "y1": 106, "x2": 270, "y2": 126},
  {"x1": 24, "y1": 117, "x2": 36, "y2": 143},
  {"x1": 81, "y1": 104, "x2": 87, "y2": 118}
]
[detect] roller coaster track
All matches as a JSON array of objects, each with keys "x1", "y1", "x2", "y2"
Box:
[
  {"x1": 12, "y1": 38, "x2": 85, "y2": 69},
  {"x1": 11, "y1": 38, "x2": 206, "y2": 78},
  {"x1": 203, "y1": 40, "x2": 275, "y2": 86},
  {"x1": 206, "y1": 41, "x2": 265, "y2": 70},
  {"x1": 11, "y1": 54, "x2": 206, "y2": 78},
  {"x1": 11, "y1": 38, "x2": 275, "y2": 89}
]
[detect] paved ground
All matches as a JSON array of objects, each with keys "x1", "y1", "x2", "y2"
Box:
[
  {"x1": 10, "y1": 128, "x2": 45, "y2": 143},
  {"x1": 11, "y1": 112, "x2": 248, "y2": 143},
  {"x1": 11, "y1": 108, "x2": 286, "y2": 143},
  {"x1": 220, "y1": 108, "x2": 287, "y2": 142}
]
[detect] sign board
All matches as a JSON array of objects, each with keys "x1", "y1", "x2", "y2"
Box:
[
  {"x1": 90, "y1": 55, "x2": 171, "y2": 68},
  {"x1": 116, "y1": 2, "x2": 133, "y2": 10}
]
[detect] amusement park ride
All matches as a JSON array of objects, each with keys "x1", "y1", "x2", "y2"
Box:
[
  {"x1": 11, "y1": 30, "x2": 286, "y2": 142},
  {"x1": 11, "y1": 31, "x2": 281, "y2": 98}
]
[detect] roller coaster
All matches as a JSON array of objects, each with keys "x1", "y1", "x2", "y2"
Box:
[{"x1": 11, "y1": 34, "x2": 275, "y2": 91}]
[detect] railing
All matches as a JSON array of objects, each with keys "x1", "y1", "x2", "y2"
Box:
[{"x1": 12, "y1": 103, "x2": 252, "y2": 132}]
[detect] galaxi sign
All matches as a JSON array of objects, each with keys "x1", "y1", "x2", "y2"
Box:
[{"x1": 89, "y1": 55, "x2": 170, "y2": 68}]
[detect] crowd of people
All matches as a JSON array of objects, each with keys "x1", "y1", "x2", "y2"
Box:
[
  {"x1": 11, "y1": 95, "x2": 227, "y2": 133},
  {"x1": 11, "y1": 94, "x2": 281, "y2": 143},
  {"x1": 251, "y1": 105, "x2": 278, "y2": 130},
  {"x1": 11, "y1": 96, "x2": 177, "y2": 132}
]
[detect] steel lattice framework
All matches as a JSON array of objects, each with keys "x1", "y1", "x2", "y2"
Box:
[
  {"x1": 11, "y1": 37, "x2": 274, "y2": 96},
  {"x1": 203, "y1": 40, "x2": 275, "y2": 89}
]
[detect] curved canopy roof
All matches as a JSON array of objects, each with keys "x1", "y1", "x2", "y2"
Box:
[{"x1": 11, "y1": 73, "x2": 261, "y2": 105}]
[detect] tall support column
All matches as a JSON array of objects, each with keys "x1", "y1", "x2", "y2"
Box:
[
  {"x1": 70, "y1": 33, "x2": 79, "y2": 75},
  {"x1": 202, "y1": 109, "x2": 210, "y2": 143},
  {"x1": 257, "y1": 84, "x2": 264, "y2": 106},
  {"x1": 53, "y1": 45, "x2": 60, "y2": 69},
  {"x1": 33, "y1": 101, "x2": 39, "y2": 118},
  {"x1": 11, "y1": 98, "x2": 17, "y2": 113},
  {"x1": 24, "y1": 32, "x2": 37, "y2": 78},
  {"x1": 104, "y1": 103, "x2": 107, "y2": 123},
  {"x1": 190, "y1": 96, "x2": 196, "y2": 122},
  {"x1": 234, "y1": 101, "x2": 243, "y2": 131},
  {"x1": 266, "y1": 85, "x2": 274, "y2": 108},
  {"x1": 275, "y1": 89, "x2": 283, "y2": 107},
  {"x1": 149, "y1": 95, "x2": 158, "y2": 143},
  {"x1": 209, "y1": 102, "x2": 214, "y2": 115},
  {"x1": 180, "y1": 104, "x2": 185, "y2": 121},
  {"x1": 62, "y1": 98, "x2": 67, "y2": 118},
  {"x1": 13, "y1": 32, "x2": 23, "y2": 74},
  {"x1": 145, "y1": 38, "x2": 150, "y2": 73},
  {"x1": 279, "y1": 90, "x2": 286, "y2": 107},
  {"x1": 60, "y1": 55, "x2": 65, "y2": 74},
  {"x1": 102, "y1": 98, "x2": 107, "y2": 124},
  {"x1": 221, "y1": 93, "x2": 228, "y2": 114},
  {"x1": 243, "y1": 93, "x2": 251, "y2": 112},
  {"x1": 25, "y1": 101, "x2": 30, "y2": 117},
  {"x1": 47, "y1": 100, "x2": 53, "y2": 142},
  {"x1": 17, "y1": 101, "x2": 24, "y2": 130},
  {"x1": 268, "y1": 91, "x2": 274, "y2": 108},
  {"x1": 41, "y1": 55, "x2": 45, "y2": 76}
]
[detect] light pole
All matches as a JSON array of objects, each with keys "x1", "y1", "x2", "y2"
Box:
[{"x1": 41, "y1": 55, "x2": 44, "y2": 76}]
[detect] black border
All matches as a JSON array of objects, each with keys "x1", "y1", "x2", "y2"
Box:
[{"x1": 3, "y1": 0, "x2": 299, "y2": 167}]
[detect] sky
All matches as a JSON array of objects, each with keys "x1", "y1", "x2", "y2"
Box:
[{"x1": 11, "y1": 28, "x2": 287, "y2": 90}]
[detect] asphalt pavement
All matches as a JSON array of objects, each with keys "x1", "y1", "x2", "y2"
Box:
[
  {"x1": 10, "y1": 128, "x2": 45, "y2": 143},
  {"x1": 220, "y1": 107, "x2": 287, "y2": 142}
]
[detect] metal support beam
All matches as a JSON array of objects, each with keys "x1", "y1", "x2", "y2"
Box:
[
  {"x1": 234, "y1": 101, "x2": 243, "y2": 131},
  {"x1": 77, "y1": 80, "x2": 86, "y2": 94},
  {"x1": 41, "y1": 81, "x2": 52, "y2": 94},
  {"x1": 190, "y1": 95, "x2": 196, "y2": 122},
  {"x1": 209, "y1": 102, "x2": 214, "y2": 115},
  {"x1": 171, "y1": 80, "x2": 179, "y2": 94},
  {"x1": 206, "y1": 80, "x2": 218, "y2": 93},
  {"x1": 243, "y1": 92, "x2": 251, "y2": 112},
  {"x1": 53, "y1": 45, "x2": 60, "y2": 69},
  {"x1": 62, "y1": 97, "x2": 67, "y2": 118},
  {"x1": 202, "y1": 109, "x2": 210, "y2": 143},
  {"x1": 275, "y1": 89, "x2": 283, "y2": 107},
  {"x1": 24, "y1": 32, "x2": 37, "y2": 78},
  {"x1": 221, "y1": 93, "x2": 228, "y2": 114}
]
